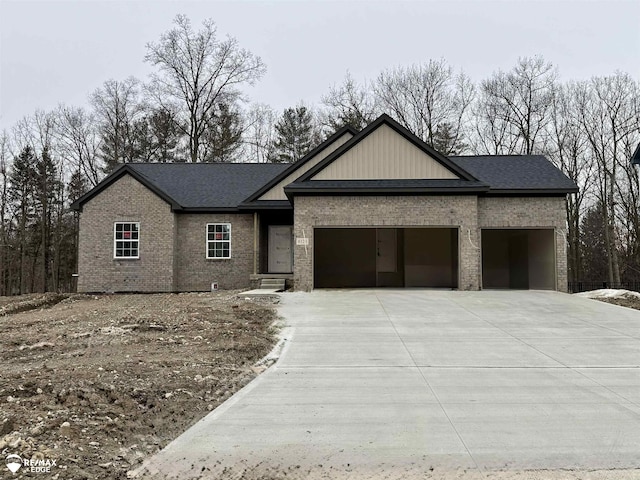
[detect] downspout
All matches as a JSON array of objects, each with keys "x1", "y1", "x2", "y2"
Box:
[{"x1": 253, "y1": 212, "x2": 258, "y2": 275}]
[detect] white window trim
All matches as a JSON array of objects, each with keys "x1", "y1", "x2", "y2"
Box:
[
  {"x1": 113, "y1": 222, "x2": 140, "y2": 260},
  {"x1": 206, "y1": 223, "x2": 232, "y2": 259}
]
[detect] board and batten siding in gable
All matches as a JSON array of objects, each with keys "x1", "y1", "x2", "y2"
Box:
[
  {"x1": 311, "y1": 124, "x2": 459, "y2": 180},
  {"x1": 258, "y1": 132, "x2": 354, "y2": 201}
]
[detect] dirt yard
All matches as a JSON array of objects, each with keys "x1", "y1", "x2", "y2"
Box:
[
  {"x1": 595, "y1": 296, "x2": 640, "y2": 311},
  {"x1": 0, "y1": 291, "x2": 279, "y2": 480},
  {"x1": 577, "y1": 288, "x2": 640, "y2": 311}
]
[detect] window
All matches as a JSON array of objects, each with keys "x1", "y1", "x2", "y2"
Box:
[
  {"x1": 207, "y1": 223, "x2": 231, "y2": 259},
  {"x1": 114, "y1": 222, "x2": 139, "y2": 259}
]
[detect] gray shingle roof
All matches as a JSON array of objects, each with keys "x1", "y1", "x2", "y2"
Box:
[
  {"x1": 72, "y1": 154, "x2": 577, "y2": 212},
  {"x1": 128, "y1": 163, "x2": 288, "y2": 209},
  {"x1": 450, "y1": 155, "x2": 578, "y2": 193},
  {"x1": 71, "y1": 163, "x2": 289, "y2": 212}
]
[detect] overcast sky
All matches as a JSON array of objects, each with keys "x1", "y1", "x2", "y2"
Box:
[{"x1": 1, "y1": 0, "x2": 639, "y2": 132}]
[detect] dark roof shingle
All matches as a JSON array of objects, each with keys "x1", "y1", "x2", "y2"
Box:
[
  {"x1": 450, "y1": 155, "x2": 578, "y2": 193},
  {"x1": 128, "y1": 163, "x2": 288, "y2": 209},
  {"x1": 72, "y1": 154, "x2": 577, "y2": 212},
  {"x1": 71, "y1": 163, "x2": 289, "y2": 211}
]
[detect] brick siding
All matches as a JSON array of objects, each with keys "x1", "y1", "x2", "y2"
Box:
[
  {"x1": 478, "y1": 196, "x2": 568, "y2": 292},
  {"x1": 77, "y1": 175, "x2": 176, "y2": 292},
  {"x1": 175, "y1": 213, "x2": 255, "y2": 291},
  {"x1": 293, "y1": 195, "x2": 568, "y2": 292},
  {"x1": 293, "y1": 195, "x2": 480, "y2": 291},
  {"x1": 77, "y1": 174, "x2": 256, "y2": 292},
  {"x1": 78, "y1": 174, "x2": 568, "y2": 293}
]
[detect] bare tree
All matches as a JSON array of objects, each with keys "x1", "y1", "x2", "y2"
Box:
[
  {"x1": 321, "y1": 72, "x2": 378, "y2": 131},
  {"x1": 13, "y1": 110, "x2": 57, "y2": 155},
  {"x1": 242, "y1": 103, "x2": 276, "y2": 163},
  {"x1": 548, "y1": 82, "x2": 594, "y2": 282},
  {"x1": 576, "y1": 73, "x2": 639, "y2": 284},
  {"x1": 90, "y1": 77, "x2": 146, "y2": 171},
  {"x1": 145, "y1": 14, "x2": 266, "y2": 163},
  {"x1": 479, "y1": 56, "x2": 556, "y2": 155},
  {"x1": 470, "y1": 86, "x2": 520, "y2": 155},
  {"x1": 374, "y1": 59, "x2": 473, "y2": 154},
  {"x1": 56, "y1": 105, "x2": 103, "y2": 186}
]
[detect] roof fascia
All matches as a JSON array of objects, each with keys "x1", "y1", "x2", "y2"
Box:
[
  {"x1": 283, "y1": 185, "x2": 490, "y2": 197},
  {"x1": 483, "y1": 188, "x2": 578, "y2": 196},
  {"x1": 175, "y1": 207, "x2": 245, "y2": 213},
  {"x1": 237, "y1": 202, "x2": 293, "y2": 211}
]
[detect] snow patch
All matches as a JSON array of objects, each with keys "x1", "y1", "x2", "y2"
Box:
[{"x1": 576, "y1": 289, "x2": 640, "y2": 300}]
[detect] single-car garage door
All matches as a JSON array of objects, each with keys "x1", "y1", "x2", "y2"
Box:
[
  {"x1": 314, "y1": 228, "x2": 458, "y2": 288},
  {"x1": 481, "y1": 229, "x2": 556, "y2": 290}
]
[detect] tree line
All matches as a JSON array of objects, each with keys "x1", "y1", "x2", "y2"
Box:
[{"x1": 0, "y1": 14, "x2": 638, "y2": 294}]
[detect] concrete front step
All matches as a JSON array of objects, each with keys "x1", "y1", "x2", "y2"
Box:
[{"x1": 260, "y1": 278, "x2": 286, "y2": 290}]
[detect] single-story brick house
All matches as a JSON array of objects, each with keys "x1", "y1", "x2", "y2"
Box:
[{"x1": 71, "y1": 114, "x2": 578, "y2": 292}]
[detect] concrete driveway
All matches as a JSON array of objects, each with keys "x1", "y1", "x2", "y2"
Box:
[{"x1": 139, "y1": 290, "x2": 640, "y2": 478}]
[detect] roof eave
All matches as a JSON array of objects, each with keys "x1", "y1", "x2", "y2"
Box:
[
  {"x1": 238, "y1": 202, "x2": 293, "y2": 211},
  {"x1": 175, "y1": 207, "x2": 244, "y2": 213},
  {"x1": 284, "y1": 185, "x2": 490, "y2": 196},
  {"x1": 483, "y1": 187, "x2": 579, "y2": 196}
]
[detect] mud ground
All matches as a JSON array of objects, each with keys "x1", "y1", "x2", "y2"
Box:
[
  {"x1": 0, "y1": 291, "x2": 278, "y2": 479},
  {"x1": 595, "y1": 295, "x2": 640, "y2": 311}
]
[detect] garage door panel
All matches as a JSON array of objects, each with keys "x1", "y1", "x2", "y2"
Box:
[
  {"x1": 482, "y1": 229, "x2": 555, "y2": 290},
  {"x1": 528, "y1": 230, "x2": 555, "y2": 290},
  {"x1": 404, "y1": 229, "x2": 457, "y2": 288},
  {"x1": 314, "y1": 229, "x2": 376, "y2": 288}
]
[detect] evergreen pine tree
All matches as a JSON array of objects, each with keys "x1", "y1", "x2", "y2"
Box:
[
  {"x1": 270, "y1": 106, "x2": 314, "y2": 163},
  {"x1": 148, "y1": 109, "x2": 181, "y2": 162},
  {"x1": 33, "y1": 147, "x2": 62, "y2": 291},
  {"x1": 432, "y1": 122, "x2": 467, "y2": 155},
  {"x1": 9, "y1": 146, "x2": 36, "y2": 294},
  {"x1": 203, "y1": 103, "x2": 243, "y2": 163}
]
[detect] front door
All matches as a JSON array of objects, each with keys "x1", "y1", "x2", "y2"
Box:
[{"x1": 268, "y1": 226, "x2": 293, "y2": 273}]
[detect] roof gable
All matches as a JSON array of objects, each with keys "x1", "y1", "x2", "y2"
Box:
[
  {"x1": 242, "y1": 126, "x2": 357, "y2": 204},
  {"x1": 297, "y1": 114, "x2": 477, "y2": 182},
  {"x1": 70, "y1": 165, "x2": 181, "y2": 212}
]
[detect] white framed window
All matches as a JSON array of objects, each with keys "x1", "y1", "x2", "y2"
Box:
[
  {"x1": 114, "y1": 222, "x2": 140, "y2": 259},
  {"x1": 206, "y1": 223, "x2": 231, "y2": 259}
]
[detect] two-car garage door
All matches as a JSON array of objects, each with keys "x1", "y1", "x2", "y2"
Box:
[
  {"x1": 314, "y1": 228, "x2": 459, "y2": 288},
  {"x1": 313, "y1": 227, "x2": 557, "y2": 290}
]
